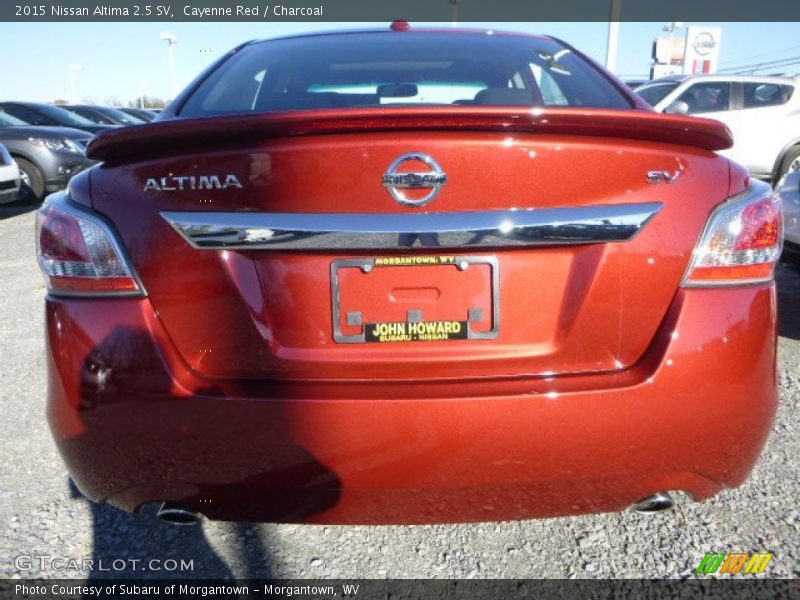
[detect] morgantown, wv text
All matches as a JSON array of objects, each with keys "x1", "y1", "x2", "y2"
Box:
[{"x1": 15, "y1": 583, "x2": 360, "y2": 597}]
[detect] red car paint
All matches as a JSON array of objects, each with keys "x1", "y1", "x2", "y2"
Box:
[{"x1": 40, "y1": 29, "x2": 779, "y2": 524}]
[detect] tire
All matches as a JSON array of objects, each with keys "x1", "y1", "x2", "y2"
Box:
[
  {"x1": 778, "y1": 145, "x2": 800, "y2": 182},
  {"x1": 783, "y1": 238, "x2": 800, "y2": 266},
  {"x1": 14, "y1": 158, "x2": 45, "y2": 202},
  {"x1": 782, "y1": 250, "x2": 800, "y2": 272}
]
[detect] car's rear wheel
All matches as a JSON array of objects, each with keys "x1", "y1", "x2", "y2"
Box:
[
  {"x1": 782, "y1": 243, "x2": 800, "y2": 269},
  {"x1": 778, "y1": 145, "x2": 800, "y2": 182},
  {"x1": 15, "y1": 158, "x2": 44, "y2": 202}
]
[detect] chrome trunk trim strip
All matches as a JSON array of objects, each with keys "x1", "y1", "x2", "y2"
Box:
[{"x1": 161, "y1": 203, "x2": 664, "y2": 250}]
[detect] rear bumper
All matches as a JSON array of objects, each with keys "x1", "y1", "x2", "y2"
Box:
[{"x1": 46, "y1": 285, "x2": 778, "y2": 524}]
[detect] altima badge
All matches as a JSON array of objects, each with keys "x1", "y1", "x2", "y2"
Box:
[
  {"x1": 382, "y1": 153, "x2": 447, "y2": 206},
  {"x1": 143, "y1": 174, "x2": 243, "y2": 192}
]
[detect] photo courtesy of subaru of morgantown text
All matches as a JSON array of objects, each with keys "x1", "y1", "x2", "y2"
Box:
[{"x1": 37, "y1": 25, "x2": 783, "y2": 525}]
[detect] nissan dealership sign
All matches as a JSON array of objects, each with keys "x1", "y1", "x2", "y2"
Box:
[{"x1": 682, "y1": 26, "x2": 723, "y2": 74}]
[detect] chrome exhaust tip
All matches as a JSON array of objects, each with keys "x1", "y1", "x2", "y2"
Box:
[
  {"x1": 157, "y1": 502, "x2": 200, "y2": 525},
  {"x1": 632, "y1": 492, "x2": 675, "y2": 514}
]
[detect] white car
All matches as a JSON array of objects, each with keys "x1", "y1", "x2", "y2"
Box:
[
  {"x1": 635, "y1": 74, "x2": 800, "y2": 181},
  {"x1": 778, "y1": 161, "x2": 800, "y2": 263},
  {"x1": 0, "y1": 143, "x2": 20, "y2": 204}
]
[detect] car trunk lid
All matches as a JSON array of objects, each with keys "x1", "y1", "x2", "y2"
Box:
[{"x1": 87, "y1": 108, "x2": 731, "y2": 381}]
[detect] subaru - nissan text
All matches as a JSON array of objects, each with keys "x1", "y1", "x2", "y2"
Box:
[{"x1": 37, "y1": 26, "x2": 782, "y2": 524}]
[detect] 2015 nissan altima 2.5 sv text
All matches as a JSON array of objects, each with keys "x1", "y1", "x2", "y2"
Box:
[{"x1": 37, "y1": 25, "x2": 782, "y2": 525}]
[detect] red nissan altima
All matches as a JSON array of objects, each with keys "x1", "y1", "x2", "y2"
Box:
[{"x1": 37, "y1": 26, "x2": 781, "y2": 525}]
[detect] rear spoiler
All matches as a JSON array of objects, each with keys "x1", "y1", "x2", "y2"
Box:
[{"x1": 86, "y1": 107, "x2": 733, "y2": 164}]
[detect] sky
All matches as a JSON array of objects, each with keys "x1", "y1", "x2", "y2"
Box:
[{"x1": 1, "y1": 21, "x2": 799, "y2": 104}]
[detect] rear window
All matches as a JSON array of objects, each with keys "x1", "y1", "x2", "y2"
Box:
[
  {"x1": 742, "y1": 82, "x2": 794, "y2": 108},
  {"x1": 179, "y1": 32, "x2": 633, "y2": 117}
]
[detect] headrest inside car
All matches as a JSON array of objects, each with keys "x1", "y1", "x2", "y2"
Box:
[{"x1": 473, "y1": 88, "x2": 540, "y2": 106}]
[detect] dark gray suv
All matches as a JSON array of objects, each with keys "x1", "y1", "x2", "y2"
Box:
[{"x1": 0, "y1": 111, "x2": 95, "y2": 200}]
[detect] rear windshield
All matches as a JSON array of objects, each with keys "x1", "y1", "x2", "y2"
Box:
[{"x1": 179, "y1": 32, "x2": 633, "y2": 117}]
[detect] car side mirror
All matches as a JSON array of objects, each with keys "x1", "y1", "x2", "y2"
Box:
[{"x1": 664, "y1": 100, "x2": 690, "y2": 115}]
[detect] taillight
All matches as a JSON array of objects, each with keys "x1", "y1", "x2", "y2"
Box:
[
  {"x1": 36, "y1": 194, "x2": 144, "y2": 296},
  {"x1": 683, "y1": 180, "x2": 783, "y2": 287}
]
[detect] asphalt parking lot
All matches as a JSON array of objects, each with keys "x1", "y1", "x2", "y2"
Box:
[{"x1": 1, "y1": 201, "x2": 798, "y2": 580}]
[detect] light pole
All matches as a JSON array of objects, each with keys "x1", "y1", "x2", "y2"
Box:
[
  {"x1": 138, "y1": 80, "x2": 149, "y2": 109},
  {"x1": 68, "y1": 64, "x2": 82, "y2": 104},
  {"x1": 449, "y1": 0, "x2": 458, "y2": 26},
  {"x1": 605, "y1": 0, "x2": 622, "y2": 73},
  {"x1": 160, "y1": 31, "x2": 179, "y2": 100}
]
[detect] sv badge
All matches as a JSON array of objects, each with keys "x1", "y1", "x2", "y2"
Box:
[{"x1": 646, "y1": 170, "x2": 681, "y2": 185}]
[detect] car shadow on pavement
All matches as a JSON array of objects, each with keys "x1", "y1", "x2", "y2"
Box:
[
  {"x1": 777, "y1": 263, "x2": 800, "y2": 341},
  {"x1": 0, "y1": 198, "x2": 38, "y2": 220},
  {"x1": 69, "y1": 479, "x2": 245, "y2": 580}
]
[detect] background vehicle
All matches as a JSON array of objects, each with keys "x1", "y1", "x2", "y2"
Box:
[
  {"x1": 0, "y1": 111, "x2": 94, "y2": 201},
  {"x1": 39, "y1": 28, "x2": 781, "y2": 525},
  {"x1": 63, "y1": 105, "x2": 146, "y2": 126},
  {"x1": 117, "y1": 107, "x2": 158, "y2": 122},
  {"x1": 622, "y1": 78, "x2": 649, "y2": 89},
  {"x1": 778, "y1": 162, "x2": 800, "y2": 264},
  {"x1": 635, "y1": 74, "x2": 800, "y2": 181},
  {"x1": 0, "y1": 101, "x2": 115, "y2": 135},
  {"x1": 0, "y1": 143, "x2": 21, "y2": 204}
]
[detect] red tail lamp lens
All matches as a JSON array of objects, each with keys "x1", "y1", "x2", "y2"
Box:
[
  {"x1": 733, "y1": 201, "x2": 780, "y2": 251},
  {"x1": 39, "y1": 209, "x2": 91, "y2": 263},
  {"x1": 683, "y1": 182, "x2": 782, "y2": 287},
  {"x1": 36, "y1": 201, "x2": 142, "y2": 296}
]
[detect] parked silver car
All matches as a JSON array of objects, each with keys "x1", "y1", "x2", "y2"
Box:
[
  {"x1": 0, "y1": 143, "x2": 21, "y2": 204},
  {"x1": 778, "y1": 158, "x2": 800, "y2": 264}
]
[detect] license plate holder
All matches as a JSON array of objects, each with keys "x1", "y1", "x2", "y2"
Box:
[{"x1": 331, "y1": 255, "x2": 499, "y2": 343}]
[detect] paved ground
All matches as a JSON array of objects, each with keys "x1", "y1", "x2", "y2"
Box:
[{"x1": 1, "y1": 201, "x2": 798, "y2": 580}]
